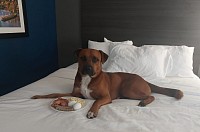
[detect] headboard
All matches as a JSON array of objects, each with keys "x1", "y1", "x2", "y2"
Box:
[{"x1": 81, "y1": 0, "x2": 200, "y2": 75}]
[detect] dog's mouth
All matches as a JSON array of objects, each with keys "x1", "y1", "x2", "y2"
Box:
[{"x1": 81, "y1": 65, "x2": 96, "y2": 77}]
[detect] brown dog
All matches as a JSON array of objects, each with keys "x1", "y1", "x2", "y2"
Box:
[{"x1": 32, "y1": 48, "x2": 183, "y2": 119}]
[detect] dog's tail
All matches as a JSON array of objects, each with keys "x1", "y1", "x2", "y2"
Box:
[{"x1": 148, "y1": 83, "x2": 183, "y2": 99}]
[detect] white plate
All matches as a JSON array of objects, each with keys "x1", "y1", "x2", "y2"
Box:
[{"x1": 50, "y1": 97, "x2": 86, "y2": 112}]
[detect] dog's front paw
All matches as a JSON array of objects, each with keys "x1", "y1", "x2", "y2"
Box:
[
  {"x1": 31, "y1": 95, "x2": 43, "y2": 99},
  {"x1": 87, "y1": 111, "x2": 97, "y2": 119}
]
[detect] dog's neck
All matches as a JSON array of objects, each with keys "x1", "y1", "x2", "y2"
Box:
[{"x1": 80, "y1": 75, "x2": 93, "y2": 99}]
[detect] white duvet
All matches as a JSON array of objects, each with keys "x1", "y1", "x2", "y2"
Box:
[{"x1": 0, "y1": 64, "x2": 200, "y2": 132}]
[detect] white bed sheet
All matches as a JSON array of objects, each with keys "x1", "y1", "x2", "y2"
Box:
[{"x1": 0, "y1": 64, "x2": 200, "y2": 132}]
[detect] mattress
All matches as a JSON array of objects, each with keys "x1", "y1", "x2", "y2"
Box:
[{"x1": 0, "y1": 63, "x2": 200, "y2": 132}]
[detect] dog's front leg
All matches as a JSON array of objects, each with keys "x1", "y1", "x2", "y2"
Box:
[
  {"x1": 87, "y1": 97, "x2": 111, "y2": 119},
  {"x1": 31, "y1": 87, "x2": 83, "y2": 99},
  {"x1": 31, "y1": 93, "x2": 72, "y2": 99}
]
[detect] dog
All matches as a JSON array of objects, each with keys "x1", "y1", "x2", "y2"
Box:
[{"x1": 31, "y1": 48, "x2": 183, "y2": 119}]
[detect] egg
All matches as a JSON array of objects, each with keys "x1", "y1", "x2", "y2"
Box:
[
  {"x1": 68, "y1": 100, "x2": 77, "y2": 107},
  {"x1": 73, "y1": 103, "x2": 82, "y2": 110}
]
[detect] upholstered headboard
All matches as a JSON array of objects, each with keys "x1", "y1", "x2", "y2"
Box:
[{"x1": 81, "y1": 0, "x2": 200, "y2": 75}]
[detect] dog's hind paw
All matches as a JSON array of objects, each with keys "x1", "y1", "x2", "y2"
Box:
[
  {"x1": 138, "y1": 101, "x2": 146, "y2": 107},
  {"x1": 87, "y1": 111, "x2": 97, "y2": 119}
]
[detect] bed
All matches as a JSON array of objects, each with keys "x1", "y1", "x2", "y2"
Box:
[{"x1": 1, "y1": 39, "x2": 200, "y2": 132}]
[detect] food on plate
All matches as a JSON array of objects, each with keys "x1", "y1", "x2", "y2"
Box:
[
  {"x1": 68, "y1": 100, "x2": 77, "y2": 107},
  {"x1": 73, "y1": 102, "x2": 82, "y2": 110},
  {"x1": 68, "y1": 97, "x2": 85, "y2": 106},
  {"x1": 51, "y1": 97, "x2": 69, "y2": 107},
  {"x1": 51, "y1": 97, "x2": 85, "y2": 111}
]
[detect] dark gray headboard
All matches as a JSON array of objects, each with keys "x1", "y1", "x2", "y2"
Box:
[{"x1": 81, "y1": 0, "x2": 200, "y2": 75}]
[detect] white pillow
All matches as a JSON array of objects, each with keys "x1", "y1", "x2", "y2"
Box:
[
  {"x1": 88, "y1": 39, "x2": 133, "y2": 55},
  {"x1": 104, "y1": 44, "x2": 171, "y2": 79},
  {"x1": 143, "y1": 45, "x2": 197, "y2": 78},
  {"x1": 88, "y1": 40, "x2": 110, "y2": 55},
  {"x1": 104, "y1": 37, "x2": 133, "y2": 45}
]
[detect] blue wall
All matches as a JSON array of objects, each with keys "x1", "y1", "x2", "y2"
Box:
[{"x1": 0, "y1": 0, "x2": 58, "y2": 95}]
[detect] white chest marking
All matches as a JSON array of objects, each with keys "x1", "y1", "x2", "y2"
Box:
[{"x1": 80, "y1": 75, "x2": 93, "y2": 99}]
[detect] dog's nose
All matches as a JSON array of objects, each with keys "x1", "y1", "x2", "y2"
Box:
[
  {"x1": 83, "y1": 65, "x2": 94, "y2": 76},
  {"x1": 86, "y1": 66, "x2": 92, "y2": 72}
]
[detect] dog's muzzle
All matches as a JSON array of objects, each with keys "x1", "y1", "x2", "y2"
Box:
[{"x1": 82, "y1": 65, "x2": 95, "y2": 77}]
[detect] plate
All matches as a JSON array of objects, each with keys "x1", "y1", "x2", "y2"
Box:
[{"x1": 50, "y1": 97, "x2": 86, "y2": 112}]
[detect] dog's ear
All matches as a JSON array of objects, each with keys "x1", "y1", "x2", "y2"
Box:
[
  {"x1": 99, "y1": 50, "x2": 108, "y2": 64},
  {"x1": 74, "y1": 49, "x2": 82, "y2": 57}
]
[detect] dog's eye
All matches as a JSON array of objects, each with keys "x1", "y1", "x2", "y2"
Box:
[
  {"x1": 92, "y1": 57, "x2": 99, "y2": 63},
  {"x1": 80, "y1": 56, "x2": 87, "y2": 61}
]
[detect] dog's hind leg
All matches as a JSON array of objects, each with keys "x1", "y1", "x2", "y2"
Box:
[{"x1": 138, "y1": 96, "x2": 155, "y2": 107}]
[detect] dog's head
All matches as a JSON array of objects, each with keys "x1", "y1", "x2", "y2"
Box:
[{"x1": 75, "y1": 49, "x2": 108, "y2": 78}]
